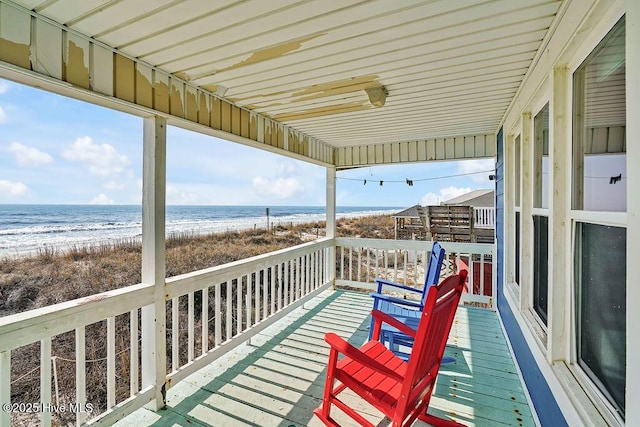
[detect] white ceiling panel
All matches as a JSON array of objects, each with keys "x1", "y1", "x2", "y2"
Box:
[{"x1": 9, "y1": 0, "x2": 565, "y2": 148}]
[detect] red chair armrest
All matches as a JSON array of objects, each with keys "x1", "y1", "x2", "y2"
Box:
[
  {"x1": 324, "y1": 332, "x2": 404, "y2": 382},
  {"x1": 370, "y1": 309, "x2": 418, "y2": 340}
]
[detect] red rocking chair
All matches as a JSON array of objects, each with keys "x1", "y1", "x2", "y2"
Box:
[{"x1": 314, "y1": 270, "x2": 468, "y2": 427}]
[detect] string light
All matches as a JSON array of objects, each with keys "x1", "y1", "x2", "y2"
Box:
[{"x1": 338, "y1": 169, "x2": 494, "y2": 186}]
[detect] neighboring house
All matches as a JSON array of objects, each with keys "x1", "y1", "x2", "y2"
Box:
[
  {"x1": 392, "y1": 204, "x2": 427, "y2": 240},
  {"x1": 442, "y1": 189, "x2": 496, "y2": 242},
  {"x1": 441, "y1": 189, "x2": 494, "y2": 208},
  {"x1": 394, "y1": 190, "x2": 495, "y2": 243}
]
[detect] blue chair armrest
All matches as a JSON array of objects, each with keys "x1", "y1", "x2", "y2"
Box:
[
  {"x1": 369, "y1": 292, "x2": 423, "y2": 309},
  {"x1": 374, "y1": 278, "x2": 423, "y2": 294}
]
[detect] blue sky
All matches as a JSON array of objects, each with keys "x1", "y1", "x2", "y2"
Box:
[{"x1": 0, "y1": 78, "x2": 494, "y2": 207}]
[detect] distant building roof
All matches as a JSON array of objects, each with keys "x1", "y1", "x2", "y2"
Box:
[
  {"x1": 441, "y1": 189, "x2": 494, "y2": 207},
  {"x1": 393, "y1": 204, "x2": 424, "y2": 218}
]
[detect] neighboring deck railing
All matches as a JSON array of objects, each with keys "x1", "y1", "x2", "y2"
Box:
[
  {"x1": 335, "y1": 238, "x2": 496, "y2": 307},
  {"x1": 0, "y1": 238, "x2": 333, "y2": 426},
  {"x1": 473, "y1": 206, "x2": 496, "y2": 228},
  {"x1": 0, "y1": 237, "x2": 495, "y2": 426}
]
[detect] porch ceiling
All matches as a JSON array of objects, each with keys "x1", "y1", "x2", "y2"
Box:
[{"x1": 2, "y1": 0, "x2": 564, "y2": 166}]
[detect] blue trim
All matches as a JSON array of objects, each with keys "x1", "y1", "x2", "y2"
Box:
[{"x1": 495, "y1": 127, "x2": 567, "y2": 427}]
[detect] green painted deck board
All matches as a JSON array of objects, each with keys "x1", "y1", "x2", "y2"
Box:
[{"x1": 116, "y1": 290, "x2": 535, "y2": 427}]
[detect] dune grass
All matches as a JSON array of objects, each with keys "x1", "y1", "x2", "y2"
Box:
[{"x1": 0, "y1": 215, "x2": 394, "y2": 426}]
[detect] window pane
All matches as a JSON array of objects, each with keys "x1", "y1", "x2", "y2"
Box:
[
  {"x1": 533, "y1": 215, "x2": 548, "y2": 324},
  {"x1": 534, "y1": 104, "x2": 550, "y2": 209},
  {"x1": 515, "y1": 211, "x2": 520, "y2": 285},
  {"x1": 515, "y1": 135, "x2": 521, "y2": 207},
  {"x1": 576, "y1": 222, "x2": 626, "y2": 416},
  {"x1": 573, "y1": 17, "x2": 626, "y2": 212}
]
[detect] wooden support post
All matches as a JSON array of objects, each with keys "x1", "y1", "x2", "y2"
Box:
[
  {"x1": 548, "y1": 66, "x2": 570, "y2": 363},
  {"x1": 141, "y1": 116, "x2": 167, "y2": 410},
  {"x1": 520, "y1": 112, "x2": 533, "y2": 311},
  {"x1": 326, "y1": 167, "x2": 336, "y2": 288},
  {"x1": 0, "y1": 351, "x2": 10, "y2": 427},
  {"x1": 626, "y1": 1, "x2": 640, "y2": 424}
]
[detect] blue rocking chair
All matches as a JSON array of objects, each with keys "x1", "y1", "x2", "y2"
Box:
[{"x1": 369, "y1": 241, "x2": 453, "y2": 362}]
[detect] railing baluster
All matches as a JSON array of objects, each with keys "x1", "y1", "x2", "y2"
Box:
[
  {"x1": 202, "y1": 287, "x2": 209, "y2": 354},
  {"x1": 254, "y1": 272, "x2": 260, "y2": 322},
  {"x1": 348, "y1": 247, "x2": 352, "y2": 281},
  {"x1": 130, "y1": 309, "x2": 139, "y2": 395},
  {"x1": 480, "y1": 254, "x2": 485, "y2": 296},
  {"x1": 260, "y1": 269, "x2": 267, "y2": 321},
  {"x1": 0, "y1": 350, "x2": 10, "y2": 427},
  {"x1": 403, "y1": 250, "x2": 408, "y2": 285},
  {"x1": 340, "y1": 246, "x2": 344, "y2": 280},
  {"x1": 215, "y1": 282, "x2": 222, "y2": 346},
  {"x1": 413, "y1": 251, "x2": 420, "y2": 285},
  {"x1": 75, "y1": 327, "x2": 86, "y2": 426},
  {"x1": 366, "y1": 248, "x2": 371, "y2": 282},
  {"x1": 171, "y1": 298, "x2": 178, "y2": 372},
  {"x1": 277, "y1": 264, "x2": 282, "y2": 311},
  {"x1": 226, "y1": 280, "x2": 232, "y2": 342},
  {"x1": 270, "y1": 266, "x2": 275, "y2": 315},
  {"x1": 246, "y1": 291, "x2": 252, "y2": 329},
  {"x1": 304, "y1": 254, "x2": 311, "y2": 295},
  {"x1": 287, "y1": 260, "x2": 292, "y2": 304},
  {"x1": 357, "y1": 248, "x2": 362, "y2": 282},
  {"x1": 236, "y1": 277, "x2": 242, "y2": 335},
  {"x1": 298, "y1": 257, "x2": 302, "y2": 299},
  {"x1": 394, "y1": 251, "x2": 398, "y2": 282},
  {"x1": 41, "y1": 339, "x2": 52, "y2": 427},
  {"x1": 188, "y1": 292, "x2": 194, "y2": 362},
  {"x1": 316, "y1": 250, "x2": 320, "y2": 289},
  {"x1": 107, "y1": 316, "x2": 116, "y2": 409}
]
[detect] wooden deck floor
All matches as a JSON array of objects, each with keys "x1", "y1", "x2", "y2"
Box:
[{"x1": 117, "y1": 290, "x2": 535, "y2": 427}]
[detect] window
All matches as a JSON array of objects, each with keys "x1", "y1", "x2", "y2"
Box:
[
  {"x1": 534, "y1": 104, "x2": 549, "y2": 210},
  {"x1": 514, "y1": 135, "x2": 521, "y2": 285},
  {"x1": 533, "y1": 215, "x2": 548, "y2": 324},
  {"x1": 533, "y1": 104, "x2": 549, "y2": 324},
  {"x1": 573, "y1": 18, "x2": 626, "y2": 212},
  {"x1": 572, "y1": 16, "x2": 626, "y2": 418},
  {"x1": 575, "y1": 223, "x2": 626, "y2": 416}
]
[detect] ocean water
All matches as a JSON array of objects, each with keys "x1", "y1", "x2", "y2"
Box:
[{"x1": 0, "y1": 205, "x2": 399, "y2": 257}]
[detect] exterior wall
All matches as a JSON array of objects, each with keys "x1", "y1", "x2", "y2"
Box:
[{"x1": 499, "y1": 0, "x2": 631, "y2": 425}]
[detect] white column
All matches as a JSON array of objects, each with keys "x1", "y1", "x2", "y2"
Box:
[
  {"x1": 0, "y1": 351, "x2": 9, "y2": 427},
  {"x1": 141, "y1": 116, "x2": 167, "y2": 410},
  {"x1": 626, "y1": 2, "x2": 640, "y2": 424},
  {"x1": 503, "y1": 133, "x2": 515, "y2": 286},
  {"x1": 520, "y1": 112, "x2": 533, "y2": 311},
  {"x1": 326, "y1": 167, "x2": 336, "y2": 288},
  {"x1": 548, "y1": 66, "x2": 570, "y2": 363}
]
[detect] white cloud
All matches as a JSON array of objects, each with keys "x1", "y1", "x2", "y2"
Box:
[
  {"x1": 90, "y1": 193, "x2": 114, "y2": 205},
  {"x1": 0, "y1": 180, "x2": 28, "y2": 196},
  {"x1": 0, "y1": 106, "x2": 7, "y2": 124},
  {"x1": 166, "y1": 184, "x2": 198, "y2": 205},
  {"x1": 0, "y1": 81, "x2": 8, "y2": 94},
  {"x1": 276, "y1": 160, "x2": 300, "y2": 177},
  {"x1": 421, "y1": 186, "x2": 472, "y2": 206},
  {"x1": 251, "y1": 158, "x2": 307, "y2": 200},
  {"x1": 62, "y1": 136, "x2": 129, "y2": 177},
  {"x1": 104, "y1": 180, "x2": 126, "y2": 190},
  {"x1": 8, "y1": 142, "x2": 53, "y2": 166},
  {"x1": 252, "y1": 176, "x2": 304, "y2": 199},
  {"x1": 457, "y1": 158, "x2": 495, "y2": 183}
]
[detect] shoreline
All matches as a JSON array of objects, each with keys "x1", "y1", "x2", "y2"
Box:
[{"x1": 0, "y1": 208, "x2": 398, "y2": 259}]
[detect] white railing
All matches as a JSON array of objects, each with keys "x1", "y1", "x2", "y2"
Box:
[
  {"x1": 474, "y1": 207, "x2": 496, "y2": 228},
  {"x1": 0, "y1": 237, "x2": 495, "y2": 426},
  {"x1": 0, "y1": 238, "x2": 333, "y2": 426},
  {"x1": 335, "y1": 238, "x2": 496, "y2": 307}
]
